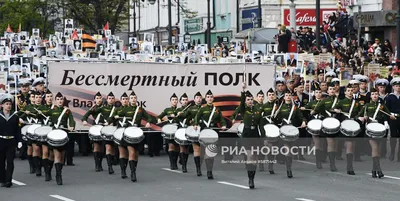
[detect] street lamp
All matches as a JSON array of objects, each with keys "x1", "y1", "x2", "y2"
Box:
[{"x1": 148, "y1": 0, "x2": 172, "y2": 46}]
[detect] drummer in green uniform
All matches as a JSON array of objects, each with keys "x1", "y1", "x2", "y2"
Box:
[
  {"x1": 95, "y1": 92, "x2": 117, "y2": 175},
  {"x1": 260, "y1": 88, "x2": 279, "y2": 174},
  {"x1": 82, "y1": 92, "x2": 104, "y2": 172},
  {"x1": 182, "y1": 92, "x2": 203, "y2": 176},
  {"x1": 273, "y1": 89, "x2": 306, "y2": 178},
  {"x1": 111, "y1": 91, "x2": 151, "y2": 182},
  {"x1": 41, "y1": 90, "x2": 54, "y2": 182},
  {"x1": 356, "y1": 88, "x2": 395, "y2": 179},
  {"x1": 312, "y1": 83, "x2": 339, "y2": 172},
  {"x1": 157, "y1": 93, "x2": 180, "y2": 170},
  {"x1": 301, "y1": 86, "x2": 324, "y2": 169},
  {"x1": 47, "y1": 92, "x2": 75, "y2": 185},
  {"x1": 176, "y1": 93, "x2": 190, "y2": 173},
  {"x1": 193, "y1": 90, "x2": 226, "y2": 180},
  {"x1": 333, "y1": 84, "x2": 361, "y2": 175},
  {"x1": 240, "y1": 83, "x2": 263, "y2": 189}
]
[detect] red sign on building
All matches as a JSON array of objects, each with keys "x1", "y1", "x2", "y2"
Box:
[{"x1": 283, "y1": 9, "x2": 341, "y2": 26}]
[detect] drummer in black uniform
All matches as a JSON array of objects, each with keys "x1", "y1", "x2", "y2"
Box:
[
  {"x1": 385, "y1": 77, "x2": 400, "y2": 162},
  {"x1": 333, "y1": 83, "x2": 361, "y2": 175},
  {"x1": 47, "y1": 92, "x2": 76, "y2": 185},
  {"x1": 82, "y1": 92, "x2": 104, "y2": 172},
  {"x1": 193, "y1": 90, "x2": 227, "y2": 180},
  {"x1": 357, "y1": 88, "x2": 395, "y2": 178},
  {"x1": 0, "y1": 94, "x2": 22, "y2": 188},
  {"x1": 157, "y1": 93, "x2": 180, "y2": 170},
  {"x1": 273, "y1": 90, "x2": 306, "y2": 178},
  {"x1": 183, "y1": 92, "x2": 203, "y2": 176}
]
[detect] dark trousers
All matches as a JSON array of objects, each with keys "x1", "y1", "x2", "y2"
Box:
[
  {"x1": 0, "y1": 139, "x2": 16, "y2": 183},
  {"x1": 77, "y1": 134, "x2": 91, "y2": 155},
  {"x1": 146, "y1": 132, "x2": 163, "y2": 155},
  {"x1": 66, "y1": 132, "x2": 78, "y2": 163},
  {"x1": 18, "y1": 141, "x2": 28, "y2": 159}
]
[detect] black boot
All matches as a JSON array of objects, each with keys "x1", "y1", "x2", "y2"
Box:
[
  {"x1": 194, "y1": 156, "x2": 202, "y2": 176},
  {"x1": 27, "y1": 155, "x2": 34, "y2": 174},
  {"x1": 33, "y1": 156, "x2": 42, "y2": 176},
  {"x1": 120, "y1": 158, "x2": 128, "y2": 179},
  {"x1": 168, "y1": 152, "x2": 175, "y2": 170},
  {"x1": 298, "y1": 152, "x2": 306, "y2": 161},
  {"x1": 43, "y1": 159, "x2": 51, "y2": 181},
  {"x1": 181, "y1": 153, "x2": 188, "y2": 173},
  {"x1": 346, "y1": 153, "x2": 355, "y2": 175},
  {"x1": 49, "y1": 160, "x2": 54, "y2": 180},
  {"x1": 315, "y1": 150, "x2": 322, "y2": 169},
  {"x1": 106, "y1": 154, "x2": 114, "y2": 174},
  {"x1": 98, "y1": 153, "x2": 104, "y2": 171},
  {"x1": 286, "y1": 156, "x2": 293, "y2": 178},
  {"x1": 328, "y1": 152, "x2": 337, "y2": 172},
  {"x1": 93, "y1": 152, "x2": 100, "y2": 172},
  {"x1": 389, "y1": 139, "x2": 396, "y2": 161},
  {"x1": 267, "y1": 154, "x2": 275, "y2": 174},
  {"x1": 172, "y1": 151, "x2": 179, "y2": 170},
  {"x1": 371, "y1": 156, "x2": 377, "y2": 178},
  {"x1": 129, "y1": 160, "x2": 137, "y2": 182},
  {"x1": 55, "y1": 163, "x2": 63, "y2": 185},
  {"x1": 374, "y1": 156, "x2": 384, "y2": 178},
  {"x1": 205, "y1": 158, "x2": 214, "y2": 179},
  {"x1": 248, "y1": 171, "x2": 255, "y2": 189}
]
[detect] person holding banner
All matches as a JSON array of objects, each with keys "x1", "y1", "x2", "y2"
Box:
[
  {"x1": 0, "y1": 94, "x2": 22, "y2": 188},
  {"x1": 176, "y1": 93, "x2": 190, "y2": 173},
  {"x1": 47, "y1": 92, "x2": 75, "y2": 185},
  {"x1": 183, "y1": 92, "x2": 203, "y2": 177},
  {"x1": 157, "y1": 93, "x2": 180, "y2": 170},
  {"x1": 273, "y1": 90, "x2": 307, "y2": 178},
  {"x1": 333, "y1": 84, "x2": 362, "y2": 175},
  {"x1": 111, "y1": 91, "x2": 152, "y2": 182},
  {"x1": 82, "y1": 92, "x2": 105, "y2": 172},
  {"x1": 96, "y1": 92, "x2": 117, "y2": 174},
  {"x1": 193, "y1": 90, "x2": 227, "y2": 180},
  {"x1": 239, "y1": 83, "x2": 263, "y2": 189},
  {"x1": 357, "y1": 88, "x2": 395, "y2": 178}
]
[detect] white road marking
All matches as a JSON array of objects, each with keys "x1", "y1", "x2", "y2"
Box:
[
  {"x1": 295, "y1": 198, "x2": 315, "y2": 201},
  {"x1": 217, "y1": 181, "x2": 250, "y2": 189},
  {"x1": 366, "y1": 173, "x2": 400, "y2": 180},
  {"x1": 11, "y1": 179, "x2": 26, "y2": 186},
  {"x1": 49, "y1": 195, "x2": 75, "y2": 201},
  {"x1": 161, "y1": 168, "x2": 182, "y2": 174},
  {"x1": 295, "y1": 160, "x2": 315, "y2": 165}
]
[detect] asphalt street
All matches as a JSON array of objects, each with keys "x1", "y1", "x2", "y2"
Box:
[{"x1": 2, "y1": 151, "x2": 400, "y2": 201}]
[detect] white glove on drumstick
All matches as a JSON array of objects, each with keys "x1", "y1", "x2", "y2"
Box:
[{"x1": 18, "y1": 142, "x2": 23, "y2": 149}]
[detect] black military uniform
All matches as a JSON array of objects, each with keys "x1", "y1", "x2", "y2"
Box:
[
  {"x1": 385, "y1": 77, "x2": 400, "y2": 162},
  {"x1": 0, "y1": 94, "x2": 22, "y2": 188},
  {"x1": 16, "y1": 81, "x2": 32, "y2": 160}
]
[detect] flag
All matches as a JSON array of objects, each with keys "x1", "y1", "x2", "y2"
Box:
[
  {"x1": 71, "y1": 29, "x2": 79, "y2": 40},
  {"x1": 103, "y1": 22, "x2": 109, "y2": 30},
  {"x1": 6, "y1": 24, "x2": 13, "y2": 33},
  {"x1": 18, "y1": 23, "x2": 21, "y2": 33},
  {"x1": 82, "y1": 30, "x2": 96, "y2": 51}
]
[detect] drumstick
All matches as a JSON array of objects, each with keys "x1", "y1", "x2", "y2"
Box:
[
  {"x1": 379, "y1": 110, "x2": 396, "y2": 118},
  {"x1": 33, "y1": 108, "x2": 49, "y2": 119},
  {"x1": 180, "y1": 103, "x2": 193, "y2": 113}
]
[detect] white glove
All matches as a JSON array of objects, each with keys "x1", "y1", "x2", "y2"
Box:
[
  {"x1": 18, "y1": 142, "x2": 23, "y2": 149},
  {"x1": 384, "y1": 121, "x2": 389, "y2": 129}
]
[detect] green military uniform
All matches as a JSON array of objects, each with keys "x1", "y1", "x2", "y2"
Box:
[
  {"x1": 112, "y1": 105, "x2": 152, "y2": 127},
  {"x1": 230, "y1": 106, "x2": 241, "y2": 121},
  {"x1": 184, "y1": 104, "x2": 202, "y2": 126},
  {"x1": 314, "y1": 95, "x2": 339, "y2": 118},
  {"x1": 274, "y1": 102, "x2": 305, "y2": 126},
  {"x1": 82, "y1": 104, "x2": 103, "y2": 124},
  {"x1": 48, "y1": 106, "x2": 76, "y2": 129},
  {"x1": 357, "y1": 100, "x2": 390, "y2": 124},
  {"x1": 239, "y1": 92, "x2": 262, "y2": 138},
  {"x1": 96, "y1": 104, "x2": 117, "y2": 124},
  {"x1": 158, "y1": 106, "x2": 179, "y2": 124},
  {"x1": 334, "y1": 97, "x2": 361, "y2": 121},
  {"x1": 194, "y1": 104, "x2": 226, "y2": 128},
  {"x1": 176, "y1": 105, "x2": 189, "y2": 126},
  {"x1": 304, "y1": 99, "x2": 322, "y2": 119}
]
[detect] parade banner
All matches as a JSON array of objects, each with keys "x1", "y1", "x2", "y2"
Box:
[{"x1": 48, "y1": 62, "x2": 276, "y2": 130}]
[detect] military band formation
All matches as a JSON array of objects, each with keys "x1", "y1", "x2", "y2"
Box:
[{"x1": 1, "y1": 65, "x2": 400, "y2": 189}]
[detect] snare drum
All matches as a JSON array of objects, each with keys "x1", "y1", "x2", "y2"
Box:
[
  {"x1": 101, "y1": 126, "x2": 117, "y2": 141},
  {"x1": 21, "y1": 125, "x2": 31, "y2": 141},
  {"x1": 162, "y1": 124, "x2": 178, "y2": 140},
  {"x1": 113, "y1": 128, "x2": 125, "y2": 145},
  {"x1": 47, "y1": 129, "x2": 69, "y2": 147},
  {"x1": 27, "y1": 124, "x2": 42, "y2": 141},
  {"x1": 34, "y1": 126, "x2": 53, "y2": 142},
  {"x1": 237, "y1": 123, "x2": 244, "y2": 138},
  {"x1": 185, "y1": 126, "x2": 200, "y2": 142},
  {"x1": 199, "y1": 129, "x2": 219, "y2": 145},
  {"x1": 322, "y1": 117, "x2": 340, "y2": 135},
  {"x1": 89, "y1": 125, "x2": 104, "y2": 142},
  {"x1": 174, "y1": 128, "x2": 190, "y2": 145},
  {"x1": 123, "y1": 127, "x2": 145, "y2": 144},
  {"x1": 366, "y1": 123, "x2": 386, "y2": 138},
  {"x1": 264, "y1": 124, "x2": 280, "y2": 142},
  {"x1": 307, "y1": 119, "x2": 322, "y2": 136},
  {"x1": 279, "y1": 125, "x2": 299, "y2": 142},
  {"x1": 340, "y1": 119, "x2": 361, "y2": 137}
]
